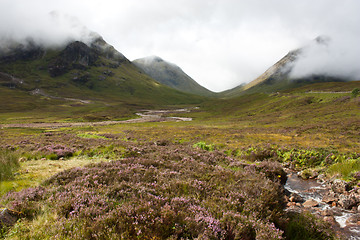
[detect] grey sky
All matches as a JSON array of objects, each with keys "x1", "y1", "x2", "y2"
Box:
[{"x1": 0, "y1": 0, "x2": 359, "y2": 92}]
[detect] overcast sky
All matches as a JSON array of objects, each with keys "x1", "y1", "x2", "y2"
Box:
[{"x1": 1, "y1": 0, "x2": 360, "y2": 92}]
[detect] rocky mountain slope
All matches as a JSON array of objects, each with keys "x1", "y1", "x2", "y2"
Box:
[
  {"x1": 133, "y1": 56, "x2": 215, "y2": 97},
  {"x1": 0, "y1": 38, "x2": 205, "y2": 122},
  {"x1": 221, "y1": 37, "x2": 351, "y2": 98}
]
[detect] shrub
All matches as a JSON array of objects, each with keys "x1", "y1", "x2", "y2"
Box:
[
  {"x1": 193, "y1": 141, "x2": 215, "y2": 151},
  {"x1": 351, "y1": 88, "x2": 359, "y2": 98}
]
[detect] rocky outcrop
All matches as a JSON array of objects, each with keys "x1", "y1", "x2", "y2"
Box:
[
  {"x1": 48, "y1": 41, "x2": 99, "y2": 77},
  {"x1": 0, "y1": 208, "x2": 21, "y2": 229}
]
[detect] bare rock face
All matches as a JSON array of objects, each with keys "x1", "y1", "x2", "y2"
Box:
[
  {"x1": 48, "y1": 41, "x2": 99, "y2": 77},
  {"x1": 303, "y1": 199, "x2": 319, "y2": 208}
]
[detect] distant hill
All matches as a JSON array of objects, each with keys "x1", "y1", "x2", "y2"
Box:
[
  {"x1": 221, "y1": 37, "x2": 352, "y2": 98},
  {"x1": 133, "y1": 56, "x2": 215, "y2": 97},
  {"x1": 0, "y1": 38, "x2": 205, "y2": 122}
]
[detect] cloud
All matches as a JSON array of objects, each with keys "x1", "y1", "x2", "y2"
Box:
[
  {"x1": 0, "y1": 0, "x2": 359, "y2": 91},
  {"x1": 289, "y1": 35, "x2": 360, "y2": 80}
]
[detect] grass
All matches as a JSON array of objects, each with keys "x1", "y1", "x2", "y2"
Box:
[
  {"x1": 0, "y1": 150, "x2": 19, "y2": 182},
  {"x1": 327, "y1": 158, "x2": 360, "y2": 181},
  {"x1": 0, "y1": 156, "x2": 109, "y2": 197},
  {"x1": 0, "y1": 81, "x2": 359, "y2": 239}
]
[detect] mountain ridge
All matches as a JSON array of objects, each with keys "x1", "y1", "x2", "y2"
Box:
[
  {"x1": 0, "y1": 37, "x2": 205, "y2": 122},
  {"x1": 220, "y1": 36, "x2": 354, "y2": 98},
  {"x1": 133, "y1": 56, "x2": 215, "y2": 97}
]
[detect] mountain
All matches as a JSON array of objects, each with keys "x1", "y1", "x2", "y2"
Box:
[
  {"x1": 133, "y1": 56, "x2": 215, "y2": 97},
  {"x1": 221, "y1": 37, "x2": 351, "y2": 98},
  {"x1": 0, "y1": 38, "x2": 205, "y2": 122}
]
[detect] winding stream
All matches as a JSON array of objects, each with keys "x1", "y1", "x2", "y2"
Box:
[
  {"x1": 285, "y1": 171, "x2": 360, "y2": 239},
  {"x1": 0, "y1": 108, "x2": 193, "y2": 128}
]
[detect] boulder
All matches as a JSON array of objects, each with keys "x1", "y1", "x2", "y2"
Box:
[
  {"x1": 322, "y1": 195, "x2": 339, "y2": 204},
  {"x1": 289, "y1": 192, "x2": 304, "y2": 203},
  {"x1": 303, "y1": 199, "x2": 319, "y2": 208},
  {"x1": 320, "y1": 209, "x2": 334, "y2": 216},
  {"x1": 0, "y1": 208, "x2": 20, "y2": 228},
  {"x1": 331, "y1": 179, "x2": 349, "y2": 194},
  {"x1": 338, "y1": 194, "x2": 358, "y2": 210}
]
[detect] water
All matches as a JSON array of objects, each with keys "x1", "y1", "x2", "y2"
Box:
[{"x1": 284, "y1": 171, "x2": 360, "y2": 239}]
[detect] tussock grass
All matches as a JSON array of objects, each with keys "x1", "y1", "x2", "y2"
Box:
[
  {"x1": 0, "y1": 150, "x2": 19, "y2": 182},
  {"x1": 327, "y1": 158, "x2": 360, "y2": 180}
]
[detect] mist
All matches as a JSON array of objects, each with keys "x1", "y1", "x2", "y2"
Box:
[
  {"x1": 0, "y1": 11, "x2": 97, "y2": 51},
  {"x1": 1, "y1": 0, "x2": 360, "y2": 91},
  {"x1": 289, "y1": 35, "x2": 360, "y2": 81}
]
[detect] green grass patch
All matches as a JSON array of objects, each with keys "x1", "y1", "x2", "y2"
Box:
[
  {"x1": 327, "y1": 158, "x2": 360, "y2": 180},
  {"x1": 0, "y1": 150, "x2": 19, "y2": 182},
  {"x1": 76, "y1": 133, "x2": 108, "y2": 139}
]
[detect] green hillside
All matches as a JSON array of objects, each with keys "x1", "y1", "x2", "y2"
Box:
[
  {"x1": 0, "y1": 39, "x2": 205, "y2": 123},
  {"x1": 133, "y1": 56, "x2": 215, "y2": 97}
]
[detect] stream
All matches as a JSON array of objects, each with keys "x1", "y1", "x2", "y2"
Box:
[
  {"x1": 0, "y1": 108, "x2": 193, "y2": 128},
  {"x1": 285, "y1": 171, "x2": 360, "y2": 239}
]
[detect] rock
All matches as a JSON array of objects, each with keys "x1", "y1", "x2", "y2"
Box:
[
  {"x1": 323, "y1": 216, "x2": 339, "y2": 227},
  {"x1": 330, "y1": 207, "x2": 343, "y2": 216},
  {"x1": 59, "y1": 157, "x2": 65, "y2": 161},
  {"x1": 18, "y1": 157, "x2": 27, "y2": 162},
  {"x1": 0, "y1": 208, "x2": 20, "y2": 228},
  {"x1": 40, "y1": 157, "x2": 47, "y2": 161},
  {"x1": 287, "y1": 202, "x2": 296, "y2": 207},
  {"x1": 331, "y1": 179, "x2": 349, "y2": 194},
  {"x1": 338, "y1": 194, "x2": 358, "y2": 210},
  {"x1": 321, "y1": 209, "x2": 334, "y2": 216},
  {"x1": 358, "y1": 205, "x2": 360, "y2": 212},
  {"x1": 317, "y1": 174, "x2": 326, "y2": 182},
  {"x1": 345, "y1": 213, "x2": 360, "y2": 225},
  {"x1": 303, "y1": 199, "x2": 319, "y2": 208},
  {"x1": 289, "y1": 192, "x2": 304, "y2": 203},
  {"x1": 322, "y1": 195, "x2": 339, "y2": 204}
]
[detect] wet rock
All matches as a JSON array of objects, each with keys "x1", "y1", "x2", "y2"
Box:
[
  {"x1": 345, "y1": 213, "x2": 360, "y2": 225},
  {"x1": 287, "y1": 202, "x2": 296, "y2": 207},
  {"x1": 322, "y1": 195, "x2": 339, "y2": 204},
  {"x1": 303, "y1": 199, "x2": 319, "y2": 208},
  {"x1": 321, "y1": 209, "x2": 334, "y2": 216},
  {"x1": 330, "y1": 207, "x2": 343, "y2": 216},
  {"x1": 289, "y1": 192, "x2": 304, "y2": 203}
]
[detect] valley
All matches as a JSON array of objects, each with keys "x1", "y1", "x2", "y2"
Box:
[
  {"x1": 1, "y1": 84, "x2": 359, "y2": 239},
  {"x1": 0, "y1": 35, "x2": 359, "y2": 239}
]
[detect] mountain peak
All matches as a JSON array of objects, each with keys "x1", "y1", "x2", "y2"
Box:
[
  {"x1": 133, "y1": 56, "x2": 214, "y2": 97},
  {"x1": 135, "y1": 55, "x2": 164, "y2": 65}
]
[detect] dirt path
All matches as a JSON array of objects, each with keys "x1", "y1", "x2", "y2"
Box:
[{"x1": 0, "y1": 109, "x2": 193, "y2": 129}]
